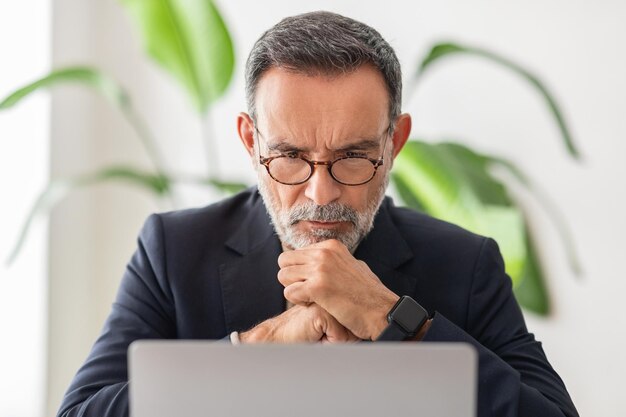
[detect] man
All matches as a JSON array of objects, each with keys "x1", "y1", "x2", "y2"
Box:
[{"x1": 58, "y1": 11, "x2": 578, "y2": 417}]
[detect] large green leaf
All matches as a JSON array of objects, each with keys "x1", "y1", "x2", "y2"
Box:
[
  {"x1": 414, "y1": 42, "x2": 580, "y2": 159},
  {"x1": 119, "y1": 0, "x2": 235, "y2": 113},
  {"x1": 0, "y1": 67, "x2": 129, "y2": 110},
  {"x1": 392, "y1": 140, "x2": 549, "y2": 314},
  {"x1": 5, "y1": 165, "x2": 171, "y2": 266},
  {"x1": 0, "y1": 67, "x2": 171, "y2": 187}
]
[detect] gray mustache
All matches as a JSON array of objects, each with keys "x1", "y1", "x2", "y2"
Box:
[{"x1": 288, "y1": 203, "x2": 358, "y2": 225}]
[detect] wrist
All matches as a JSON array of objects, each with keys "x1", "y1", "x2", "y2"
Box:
[
  {"x1": 409, "y1": 318, "x2": 432, "y2": 341},
  {"x1": 375, "y1": 295, "x2": 430, "y2": 341},
  {"x1": 239, "y1": 320, "x2": 275, "y2": 344},
  {"x1": 369, "y1": 293, "x2": 400, "y2": 340}
]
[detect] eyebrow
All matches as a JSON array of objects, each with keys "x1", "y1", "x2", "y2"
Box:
[
  {"x1": 267, "y1": 138, "x2": 381, "y2": 154},
  {"x1": 267, "y1": 142, "x2": 306, "y2": 153},
  {"x1": 336, "y1": 139, "x2": 381, "y2": 152}
]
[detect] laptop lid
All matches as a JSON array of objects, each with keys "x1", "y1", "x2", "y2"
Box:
[{"x1": 129, "y1": 341, "x2": 477, "y2": 417}]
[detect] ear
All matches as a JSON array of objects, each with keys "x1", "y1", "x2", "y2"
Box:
[
  {"x1": 237, "y1": 112, "x2": 256, "y2": 160},
  {"x1": 390, "y1": 113, "x2": 412, "y2": 160}
]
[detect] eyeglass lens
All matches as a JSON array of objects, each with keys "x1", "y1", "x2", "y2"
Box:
[{"x1": 267, "y1": 156, "x2": 376, "y2": 185}]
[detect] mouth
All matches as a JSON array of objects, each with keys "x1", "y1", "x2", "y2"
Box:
[{"x1": 301, "y1": 220, "x2": 345, "y2": 229}]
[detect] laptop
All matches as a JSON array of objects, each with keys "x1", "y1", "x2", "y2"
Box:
[{"x1": 129, "y1": 341, "x2": 477, "y2": 417}]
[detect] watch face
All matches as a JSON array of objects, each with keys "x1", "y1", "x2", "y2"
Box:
[{"x1": 393, "y1": 297, "x2": 428, "y2": 333}]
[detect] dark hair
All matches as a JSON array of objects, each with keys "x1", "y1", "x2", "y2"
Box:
[{"x1": 245, "y1": 11, "x2": 402, "y2": 130}]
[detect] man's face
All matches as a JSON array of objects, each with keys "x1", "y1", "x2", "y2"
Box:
[{"x1": 239, "y1": 66, "x2": 410, "y2": 251}]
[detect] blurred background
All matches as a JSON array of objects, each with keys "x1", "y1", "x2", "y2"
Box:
[{"x1": 1, "y1": 1, "x2": 625, "y2": 416}]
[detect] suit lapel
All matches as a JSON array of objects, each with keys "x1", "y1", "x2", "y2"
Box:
[
  {"x1": 219, "y1": 193, "x2": 419, "y2": 333},
  {"x1": 219, "y1": 192, "x2": 285, "y2": 333},
  {"x1": 355, "y1": 198, "x2": 418, "y2": 297}
]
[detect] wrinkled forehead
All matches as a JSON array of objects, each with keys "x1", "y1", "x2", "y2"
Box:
[{"x1": 254, "y1": 66, "x2": 390, "y2": 153}]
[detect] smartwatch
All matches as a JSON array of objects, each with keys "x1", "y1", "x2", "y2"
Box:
[{"x1": 376, "y1": 295, "x2": 429, "y2": 341}]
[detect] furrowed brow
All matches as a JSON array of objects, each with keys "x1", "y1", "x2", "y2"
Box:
[
  {"x1": 335, "y1": 139, "x2": 381, "y2": 153},
  {"x1": 266, "y1": 142, "x2": 307, "y2": 153},
  {"x1": 265, "y1": 138, "x2": 382, "y2": 154}
]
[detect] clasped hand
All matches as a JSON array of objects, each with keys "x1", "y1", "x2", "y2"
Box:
[{"x1": 240, "y1": 239, "x2": 399, "y2": 343}]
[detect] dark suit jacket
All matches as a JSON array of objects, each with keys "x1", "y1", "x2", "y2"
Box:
[{"x1": 58, "y1": 187, "x2": 578, "y2": 417}]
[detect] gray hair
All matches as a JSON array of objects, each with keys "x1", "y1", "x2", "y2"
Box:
[{"x1": 245, "y1": 11, "x2": 402, "y2": 131}]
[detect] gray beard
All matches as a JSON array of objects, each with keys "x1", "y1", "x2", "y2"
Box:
[{"x1": 257, "y1": 173, "x2": 388, "y2": 253}]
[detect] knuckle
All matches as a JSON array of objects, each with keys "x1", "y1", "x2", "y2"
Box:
[
  {"x1": 327, "y1": 239, "x2": 343, "y2": 249},
  {"x1": 312, "y1": 263, "x2": 326, "y2": 276},
  {"x1": 323, "y1": 239, "x2": 345, "y2": 253},
  {"x1": 312, "y1": 249, "x2": 327, "y2": 262},
  {"x1": 277, "y1": 269, "x2": 286, "y2": 284},
  {"x1": 317, "y1": 249, "x2": 334, "y2": 265},
  {"x1": 310, "y1": 278, "x2": 328, "y2": 297},
  {"x1": 308, "y1": 303, "x2": 319, "y2": 313},
  {"x1": 308, "y1": 303, "x2": 324, "y2": 317},
  {"x1": 283, "y1": 286, "x2": 294, "y2": 303},
  {"x1": 284, "y1": 284, "x2": 301, "y2": 302}
]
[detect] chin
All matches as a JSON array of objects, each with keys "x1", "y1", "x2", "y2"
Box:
[{"x1": 284, "y1": 227, "x2": 360, "y2": 252}]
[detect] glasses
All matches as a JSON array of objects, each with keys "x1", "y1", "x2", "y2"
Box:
[{"x1": 255, "y1": 125, "x2": 390, "y2": 186}]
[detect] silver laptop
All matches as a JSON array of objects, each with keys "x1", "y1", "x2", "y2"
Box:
[{"x1": 129, "y1": 341, "x2": 477, "y2": 417}]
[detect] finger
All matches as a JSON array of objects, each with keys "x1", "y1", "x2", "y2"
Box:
[
  {"x1": 323, "y1": 314, "x2": 356, "y2": 344},
  {"x1": 346, "y1": 330, "x2": 361, "y2": 343},
  {"x1": 277, "y1": 265, "x2": 309, "y2": 287},
  {"x1": 283, "y1": 281, "x2": 312, "y2": 305},
  {"x1": 278, "y1": 241, "x2": 346, "y2": 267},
  {"x1": 301, "y1": 239, "x2": 351, "y2": 256},
  {"x1": 278, "y1": 248, "x2": 316, "y2": 268}
]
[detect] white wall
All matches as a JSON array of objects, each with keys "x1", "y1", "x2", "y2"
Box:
[
  {"x1": 26, "y1": 0, "x2": 626, "y2": 416},
  {"x1": 46, "y1": 2, "x2": 162, "y2": 416},
  {"x1": 0, "y1": 2, "x2": 50, "y2": 417}
]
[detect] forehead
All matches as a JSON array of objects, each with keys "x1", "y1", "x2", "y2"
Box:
[{"x1": 254, "y1": 66, "x2": 390, "y2": 152}]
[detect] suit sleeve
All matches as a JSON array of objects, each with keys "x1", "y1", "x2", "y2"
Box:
[
  {"x1": 57, "y1": 214, "x2": 177, "y2": 417},
  {"x1": 421, "y1": 238, "x2": 579, "y2": 417}
]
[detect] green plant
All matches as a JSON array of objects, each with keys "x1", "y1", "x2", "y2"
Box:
[
  {"x1": 1, "y1": 1, "x2": 580, "y2": 315},
  {"x1": 1, "y1": 0, "x2": 245, "y2": 264},
  {"x1": 393, "y1": 44, "x2": 581, "y2": 315}
]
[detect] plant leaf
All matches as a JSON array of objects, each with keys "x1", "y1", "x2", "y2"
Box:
[
  {"x1": 487, "y1": 155, "x2": 583, "y2": 277},
  {"x1": 414, "y1": 42, "x2": 580, "y2": 159},
  {"x1": 119, "y1": 0, "x2": 235, "y2": 113},
  {"x1": 81, "y1": 165, "x2": 171, "y2": 194},
  {"x1": 0, "y1": 67, "x2": 174, "y2": 197},
  {"x1": 5, "y1": 165, "x2": 171, "y2": 266},
  {"x1": 392, "y1": 140, "x2": 550, "y2": 314},
  {"x1": 513, "y1": 225, "x2": 550, "y2": 315},
  {"x1": 417, "y1": 43, "x2": 466, "y2": 73},
  {"x1": 205, "y1": 179, "x2": 248, "y2": 195},
  {"x1": 391, "y1": 174, "x2": 425, "y2": 212},
  {"x1": 0, "y1": 67, "x2": 129, "y2": 110}
]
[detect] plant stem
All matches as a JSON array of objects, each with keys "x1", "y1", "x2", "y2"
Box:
[{"x1": 122, "y1": 103, "x2": 178, "y2": 207}]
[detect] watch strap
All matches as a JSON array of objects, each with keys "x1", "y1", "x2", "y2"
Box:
[
  {"x1": 375, "y1": 295, "x2": 429, "y2": 341},
  {"x1": 376, "y1": 320, "x2": 410, "y2": 341}
]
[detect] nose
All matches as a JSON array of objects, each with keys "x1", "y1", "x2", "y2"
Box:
[{"x1": 304, "y1": 165, "x2": 342, "y2": 206}]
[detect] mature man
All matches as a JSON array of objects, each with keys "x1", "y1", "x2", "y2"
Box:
[{"x1": 58, "y1": 11, "x2": 578, "y2": 417}]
